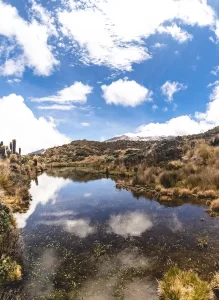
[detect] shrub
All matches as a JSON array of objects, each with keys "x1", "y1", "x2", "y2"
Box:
[
  {"x1": 16, "y1": 187, "x2": 30, "y2": 202},
  {"x1": 0, "y1": 204, "x2": 11, "y2": 234},
  {"x1": 197, "y1": 144, "x2": 213, "y2": 164},
  {"x1": 158, "y1": 266, "x2": 213, "y2": 300},
  {"x1": 0, "y1": 255, "x2": 22, "y2": 285},
  {"x1": 159, "y1": 171, "x2": 180, "y2": 188},
  {"x1": 9, "y1": 154, "x2": 17, "y2": 164}
]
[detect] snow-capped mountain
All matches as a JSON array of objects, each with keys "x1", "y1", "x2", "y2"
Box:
[{"x1": 106, "y1": 135, "x2": 174, "y2": 142}]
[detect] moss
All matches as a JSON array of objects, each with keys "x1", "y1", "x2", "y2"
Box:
[{"x1": 158, "y1": 267, "x2": 213, "y2": 300}]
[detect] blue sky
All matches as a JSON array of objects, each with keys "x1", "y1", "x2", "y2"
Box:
[{"x1": 0, "y1": 0, "x2": 219, "y2": 153}]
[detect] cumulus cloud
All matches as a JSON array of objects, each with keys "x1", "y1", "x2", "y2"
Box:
[
  {"x1": 126, "y1": 83, "x2": 219, "y2": 138},
  {"x1": 15, "y1": 173, "x2": 70, "y2": 228},
  {"x1": 158, "y1": 24, "x2": 193, "y2": 43},
  {"x1": 0, "y1": 57, "x2": 25, "y2": 77},
  {"x1": 129, "y1": 115, "x2": 209, "y2": 138},
  {"x1": 101, "y1": 79, "x2": 153, "y2": 107},
  {"x1": 0, "y1": 94, "x2": 70, "y2": 154},
  {"x1": 58, "y1": 0, "x2": 216, "y2": 71},
  {"x1": 32, "y1": 82, "x2": 93, "y2": 104},
  {"x1": 107, "y1": 212, "x2": 153, "y2": 238},
  {"x1": 161, "y1": 81, "x2": 187, "y2": 102},
  {"x1": 0, "y1": 1, "x2": 58, "y2": 76}
]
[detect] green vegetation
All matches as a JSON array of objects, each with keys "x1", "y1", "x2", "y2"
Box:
[
  {"x1": 0, "y1": 204, "x2": 22, "y2": 286},
  {"x1": 158, "y1": 267, "x2": 213, "y2": 300},
  {"x1": 0, "y1": 151, "x2": 35, "y2": 287}
]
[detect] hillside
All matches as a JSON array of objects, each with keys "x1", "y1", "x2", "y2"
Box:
[
  {"x1": 35, "y1": 126, "x2": 219, "y2": 202},
  {"x1": 40, "y1": 126, "x2": 219, "y2": 168}
]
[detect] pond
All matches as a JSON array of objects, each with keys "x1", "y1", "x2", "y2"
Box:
[{"x1": 7, "y1": 169, "x2": 219, "y2": 299}]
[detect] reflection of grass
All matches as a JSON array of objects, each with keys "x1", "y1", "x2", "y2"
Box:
[{"x1": 158, "y1": 266, "x2": 213, "y2": 300}]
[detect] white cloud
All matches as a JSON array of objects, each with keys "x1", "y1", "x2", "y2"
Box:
[
  {"x1": 152, "y1": 104, "x2": 158, "y2": 111},
  {"x1": 214, "y1": 20, "x2": 219, "y2": 43},
  {"x1": 126, "y1": 83, "x2": 219, "y2": 138},
  {"x1": 58, "y1": 0, "x2": 216, "y2": 71},
  {"x1": 81, "y1": 122, "x2": 90, "y2": 127},
  {"x1": 32, "y1": 82, "x2": 93, "y2": 104},
  {"x1": 15, "y1": 173, "x2": 70, "y2": 228},
  {"x1": 208, "y1": 80, "x2": 219, "y2": 87},
  {"x1": 0, "y1": 94, "x2": 70, "y2": 154},
  {"x1": 158, "y1": 24, "x2": 193, "y2": 43},
  {"x1": 162, "y1": 107, "x2": 168, "y2": 112},
  {"x1": 107, "y1": 212, "x2": 153, "y2": 238},
  {"x1": 211, "y1": 66, "x2": 219, "y2": 76},
  {"x1": 101, "y1": 79, "x2": 153, "y2": 107},
  {"x1": 0, "y1": 1, "x2": 58, "y2": 76},
  {"x1": 130, "y1": 115, "x2": 206, "y2": 138},
  {"x1": 7, "y1": 78, "x2": 21, "y2": 84},
  {"x1": 161, "y1": 81, "x2": 187, "y2": 102},
  {"x1": 152, "y1": 43, "x2": 166, "y2": 49},
  {"x1": 0, "y1": 57, "x2": 25, "y2": 77},
  {"x1": 37, "y1": 104, "x2": 75, "y2": 110}
]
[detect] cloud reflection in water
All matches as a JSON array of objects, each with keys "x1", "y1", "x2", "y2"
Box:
[
  {"x1": 107, "y1": 212, "x2": 153, "y2": 238},
  {"x1": 38, "y1": 218, "x2": 95, "y2": 238},
  {"x1": 14, "y1": 173, "x2": 70, "y2": 228}
]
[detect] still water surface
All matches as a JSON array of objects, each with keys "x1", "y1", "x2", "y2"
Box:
[{"x1": 12, "y1": 170, "x2": 219, "y2": 299}]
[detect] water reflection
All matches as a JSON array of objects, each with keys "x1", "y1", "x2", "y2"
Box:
[
  {"x1": 15, "y1": 173, "x2": 70, "y2": 228},
  {"x1": 39, "y1": 218, "x2": 95, "y2": 238},
  {"x1": 10, "y1": 170, "x2": 219, "y2": 299},
  {"x1": 23, "y1": 249, "x2": 60, "y2": 298},
  {"x1": 107, "y1": 212, "x2": 153, "y2": 238}
]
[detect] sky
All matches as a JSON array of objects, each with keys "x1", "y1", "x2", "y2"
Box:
[{"x1": 1, "y1": 0, "x2": 219, "y2": 153}]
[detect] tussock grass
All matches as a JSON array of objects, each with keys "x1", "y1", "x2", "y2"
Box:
[
  {"x1": 210, "y1": 199, "x2": 219, "y2": 213},
  {"x1": 158, "y1": 267, "x2": 213, "y2": 300}
]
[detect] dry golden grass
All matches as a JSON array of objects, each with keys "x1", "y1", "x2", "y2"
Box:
[
  {"x1": 210, "y1": 273, "x2": 219, "y2": 291},
  {"x1": 210, "y1": 199, "x2": 219, "y2": 213},
  {"x1": 158, "y1": 267, "x2": 213, "y2": 300}
]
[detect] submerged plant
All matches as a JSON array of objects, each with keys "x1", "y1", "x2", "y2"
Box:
[{"x1": 158, "y1": 266, "x2": 213, "y2": 300}]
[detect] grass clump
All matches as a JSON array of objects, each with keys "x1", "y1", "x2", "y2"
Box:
[
  {"x1": 159, "y1": 171, "x2": 181, "y2": 188},
  {"x1": 158, "y1": 266, "x2": 213, "y2": 300},
  {"x1": 210, "y1": 273, "x2": 219, "y2": 297},
  {"x1": 210, "y1": 199, "x2": 219, "y2": 213}
]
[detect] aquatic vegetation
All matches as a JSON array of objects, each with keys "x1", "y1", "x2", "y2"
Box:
[
  {"x1": 197, "y1": 239, "x2": 208, "y2": 249},
  {"x1": 158, "y1": 267, "x2": 213, "y2": 300}
]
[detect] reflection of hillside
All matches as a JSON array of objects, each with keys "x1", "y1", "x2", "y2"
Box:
[
  {"x1": 46, "y1": 168, "x2": 108, "y2": 183},
  {"x1": 15, "y1": 174, "x2": 70, "y2": 228}
]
